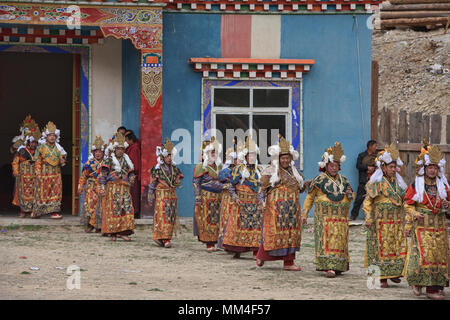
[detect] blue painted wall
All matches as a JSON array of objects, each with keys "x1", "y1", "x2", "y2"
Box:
[
  {"x1": 162, "y1": 13, "x2": 372, "y2": 218},
  {"x1": 122, "y1": 39, "x2": 140, "y2": 136},
  {"x1": 281, "y1": 15, "x2": 372, "y2": 215},
  {"x1": 162, "y1": 13, "x2": 222, "y2": 217}
]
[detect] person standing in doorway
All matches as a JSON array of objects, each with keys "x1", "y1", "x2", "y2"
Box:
[
  {"x1": 32, "y1": 121, "x2": 67, "y2": 219},
  {"x1": 12, "y1": 116, "x2": 40, "y2": 218},
  {"x1": 350, "y1": 140, "x2": 377, "y2": 220}
]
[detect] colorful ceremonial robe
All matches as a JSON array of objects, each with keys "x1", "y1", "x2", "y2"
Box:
[
  {"x1": 257, "y1": 166, "x2": 305, "y2": 261},
  {"x1": 403, "y1": 182, "x2": 450, "y2": 288},
  {"x1": 217, "y1": 165, "x2": 234, "y2": 249},
  {"x1": 12, "y1": 147, "x2": 36, "y2": 212},
  {"x1": 32, "y1": 143, "x2": 64, "y2": 216},
  {"x1": 363, "y1": 177, "x2": 407, "y2": 279},
  {"x1": 222, "y1": 164, "x2": 264, "y2": 252},
  {"x1": 78, "y1": 158, "x2": 103, "y2": 230},
  {"x1": 302, "y1": 172, "x2": 354, "y2": 272},
  {"x1": 100, "y1": 156, "x2": 135, "y2": 236},
  {"x1": 193, "y1": 163, "x2": 225, "y2": 244},
  {"x1": 148, "y1": 163, "x2": 184, "y2": 241}
]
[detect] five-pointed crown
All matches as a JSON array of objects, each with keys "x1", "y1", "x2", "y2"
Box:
[
  {"x1": 225, "y1": 137, "x2": 237, "y2": 160},
  {"x1": 44, "y1": 121, "x2": 57, "y2": 134},
  {"x1": 245, "y1": 136, "x2": 258, "y2": 153},
  {"x1": 22, "y1": 115, "x2": 37, "y2": 130},
  {"x1": 385, "y1": 143, "x2": 400, "y2": 162},
  {"x1": 326, "y1": 142, "x2": 345, "y2": 163},
  {"x1": 113, "y1": 132, "x2": 127, "y2": 148},
  {"x1": 428, "y1": 145, "x2": 443, "y2": 165},
  {"x1": 278, "y1": 134, "x2": 291, "y2": 155},
  {"x1": 236, "y1": 139, "x2": 245, "y2": 154},
  {"x1": 162, "y1": 137, "x2": 175, "y2": 154},
  {"x1": 93, "y1": 136, "x2": 105, "y2": 151},
  {"x1": 202, "y1": 136, "x2": 221, "y2": 153},
  {"x1": 30, "y1": 126, "x2": 41, "y2": 142}
]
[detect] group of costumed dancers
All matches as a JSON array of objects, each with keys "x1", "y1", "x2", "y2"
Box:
[{"x1": 11, "y1": 115, "x2": 449, "y2": 300}]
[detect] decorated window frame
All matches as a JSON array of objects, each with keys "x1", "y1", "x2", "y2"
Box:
[{"x1": 201, "y1": 79, "x2": 303, "y2": 170}]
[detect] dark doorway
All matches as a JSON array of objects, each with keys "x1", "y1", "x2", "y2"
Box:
[{"x1": 0, "y1": 52, "x2": 73, "y2": 215}]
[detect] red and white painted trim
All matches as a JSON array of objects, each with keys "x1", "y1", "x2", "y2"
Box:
[
  {"x1": 190, "y1": 57, "x2": 315, "y2": 80},
  {"x1": 0, "y1": 27, "x2": 104, "y2": 45}
]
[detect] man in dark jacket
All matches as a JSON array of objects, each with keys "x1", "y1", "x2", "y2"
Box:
[{"x1": 350, "y1": 140, "x2": 377, "y2": 220}]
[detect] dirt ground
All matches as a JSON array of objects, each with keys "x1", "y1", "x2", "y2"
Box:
[
  {"x1": 373, "y1": 28, "x2": 450, "y2": 117},
  {"x1": 0, "y1": 222, "x2": 440, "y2": 300}
]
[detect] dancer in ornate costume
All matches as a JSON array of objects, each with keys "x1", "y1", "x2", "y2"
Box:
[
  {"x1": 302, "y1": 142, "x2": 354, "y2": 278},
  {"x1": 99, "y1": 132, "x2": 136, "y2": 241},
  {"x1": 256, "y1": 136, "x2": 307, "y2": 270},
  {"x1": 148, "y1": 138, "x2": 184, "y2": 248},
  {"x1": 193, "y1": 137, "x2": 225, "y2": 252},
  {"x1": 222, "y1": 137, "x2": 263, "y2": 259},
  {"x1": 217, "y1": 140, "x2": 240, "y2": 249},
  {"x1": 32, "y1": 121, "x2": 67, "y2": 219},
  {"x1": 78, "y1": 136, "x2": 106, "y2": 233},
  {"x1": 12, "y1": 115, "x2": 40, "y2": 218},
  {"x1": 403, "y1": 142, "x2": 449, "y2": 300},
  {"x1": 363, "y1": 144, "x2": 408, "y2": 287}
]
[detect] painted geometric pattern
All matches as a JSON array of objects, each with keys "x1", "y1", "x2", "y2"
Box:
[
  {"x1": 238, "y1": 203, "x2": 262, "y2": 230},
  {"x1": 206, "y1": 199, "x2": 221, "y2": 225},
  {"x1": 276, "y1": 199, "x2": 298, "y2": 231},
  {"x1": 0, "y1": 2, "x2": 381, "y2": 17},
  {"x1": 101, "y1": 25, "x2": 162, "y2": 50},
  {"x1": 0, "y1": 4, "x2": 162, "y2": 27}
]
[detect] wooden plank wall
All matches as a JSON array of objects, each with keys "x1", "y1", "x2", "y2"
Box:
[{"x1": 375, "y1": 107, "x2": 450, "y2": 184}]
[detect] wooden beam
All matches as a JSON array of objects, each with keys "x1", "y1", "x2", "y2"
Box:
[
  {"x1": 430, "y1": 114, "x2": 442, "y2": 144},
  {"x1": 389, "y1": 0, "x2": 450, "y2": 4},
  {"x1": 381, "y1": 11, "x2": 450, "y2": 19},
  {"x1": 397, "y1": 143, "x2": 450, "y2": 152},
  {"x1": 398, "y1": 110, "x2": 408, "y2": 143},
  {"x1": 381, "y1": 3, "x2": 450, "y2": 10},
  {"x1": 381, "y1": 17, "x2": 449, "y2": 27},
  {"x1": 371, "y1": 60, "x2": 379, "y2": 141},
  {"x1": 447, "y1": 115, "x2": 450, "y2": 144},
  {"x1": 408, "y1": 112, "x2": 422, "y2": 143},
  {"x1": 422, "y1": 115, "x2": 430, "y2": 144}
]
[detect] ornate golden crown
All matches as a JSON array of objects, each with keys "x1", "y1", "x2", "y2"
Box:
[
  {"x1": 225, "y1": 147, "x2": 235, "y2": 160},
  {"x1": 245, "y1": 136, "x2": 258, "y2": 153},
  {"x1": 113, "y1": 132, "x2": 127, "y2": 148},
  {"x1": 325, "y1": 142, "x2": 345, "y2": 163},
  {"x1": 44, "y1": 121, "x2": 57, "y2": 134},
  {"x1": 22, "y1": 114, "x2": 37, "y2": 130},
  {"x1": 162, "y1": 137, "x2": 175, "y2": 153},
  {"x1": 236, "y1": 139, "x2": 245, "y2": 155},
  {"x1": 93, "y1": 136, "x2": 105, "y2": 151},
  {"x1": 30, "y1": 127, "x2": 41, "y2": 142},
  {"x1": 428, "y1": 145, "x2": 443, "y2": 165},
  {"x1": 278, "y1": 134, "x2": 291, "y2": 154},
  {"x1": 202, "y1": 136, "x2": 220, "y2": 153}
]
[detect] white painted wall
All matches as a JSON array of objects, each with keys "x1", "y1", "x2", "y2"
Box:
[
  {"x1": 251, "y1": 15, "x2": 281, "y2": 59},
  {"x1": 90, "y1": 38, "x2": 122, "y2": 144}
]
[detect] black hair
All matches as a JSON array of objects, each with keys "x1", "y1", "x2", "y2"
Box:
[
  {"x1": 117, "y1": 126, "x2": 127, "y2": 132},
  {"x1": 367, "y1": 140, "x2": 377, "y2": 149},
  {"x1": 126, "y1": 133, "x2": 137, "y2": 143}
]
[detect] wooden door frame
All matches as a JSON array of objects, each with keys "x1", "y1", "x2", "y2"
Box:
[{"x1": 72, "y1": 54, "x2": 81, "y2": 215}]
